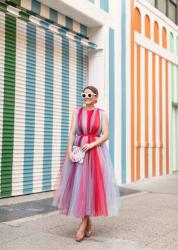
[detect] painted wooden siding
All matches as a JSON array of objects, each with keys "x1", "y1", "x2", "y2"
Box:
[{"x1": 0, "y1": 10, "x2": 88, "y2": 197}]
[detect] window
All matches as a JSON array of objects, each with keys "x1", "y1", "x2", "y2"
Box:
[
  {"x1": 145, "y1": 0, "x2": 178, "y2": 25},
  {"x1": 168, "y1": 0, "x2": 177, "y2": 23},
  {"x1": 157, "y1": 0, "x2": 166, "y2": 14}
]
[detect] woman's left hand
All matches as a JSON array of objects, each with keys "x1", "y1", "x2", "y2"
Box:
[{"x1": 81, "y1": 143, "x2": 94, "y2": 152}]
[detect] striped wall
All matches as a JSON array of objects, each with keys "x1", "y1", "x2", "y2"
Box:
[
  {"x1": 127, "y1": 0, "x2": 178, "y2": 183},
  {"x1": 108, "y1": 27, "x2": 115, "y2": 165},
  {"x1": 0, "y1": 10, "x2": 87, "y2": 197},
  {"x1": 7, "y1": 0, "x2": 88, "y2": 37},
  {"x1": 170, "y1": 30, "x2": 178, "y2": 172},
  {"x1": 121, "y1": 0, "x2": 127, "y2": 183}
]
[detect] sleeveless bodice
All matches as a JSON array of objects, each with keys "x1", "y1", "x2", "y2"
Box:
[
  {"x1": 74, "y1": 107, "x2": 104, "y2": 146},
  {"x1": 75, "y1": 107, "x2": 104, "y2": 137}
]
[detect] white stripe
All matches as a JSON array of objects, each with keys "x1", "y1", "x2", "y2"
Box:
[
  {"x1": 21, "y1": 0, "x2": 32, "y2": 10},
  {"x1": 135, "y1": 32, "x2": 178, "y2": 66},
  {"x1": 69, "y1": 41, "x2": 77, "y2": 117},
  {"x1": 140, "y1": 46, "x2": 145, "y2": 179},
  {"x1": 32, "y1": 27, "x2": 46, "y2": 193},
  {"x1": 148, "y1": 51, "x2": 152, "y2": 178},
  {"x1": 155, "y1": 54, "x2": 160, "y2": 176},
  {"x1": 168, "y1": 62, "x2": 172, "y2": 174},
  {"x1": 12, "y1": 19, "x2": 27, "y2": 196},
  {"x1": 172, "y1": 64, "x2": 175, "y2": 102},
  {"x1": 125, "y1": 0, "x2": 131, "y2": 184},
  {"x1": 58, "y1": 13, "x2": 65, "y2": 26},
  {"x1": 162, "y1": 59, "x2": 166, "y2": 175},
  {"x1": 40, "y1": 3, "x2": 50, "y2": 19},
  {"x1": 174, "y1": 65, "x2": 177, "y2": 102},
  {"x1": 73, "y1": 21, "x2": 80, "y2": 34},
  {"x1": 7, "y1": 5, "x2": 20, "y2": 17},
  {"x1": 0, "y1": 12, "x2": 5, "y2": 183},
  {"x1": 114, "y1": 13, "x2": 121, "y2": 184},
  {"x1": 172, "y1": 105, "x2": 176, "y2": 171},
  {"x1": 51, "y1": 34, "x2": 62, "y2": 188}
]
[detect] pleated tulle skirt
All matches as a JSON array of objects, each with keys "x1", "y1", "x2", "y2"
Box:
[{"x1": 52, "y1": 137, "x2": 121, "y2": 218}]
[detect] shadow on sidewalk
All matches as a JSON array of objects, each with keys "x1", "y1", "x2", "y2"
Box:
[{"x1": 0, "y1": 187, "x2": 141, "y2": 223}]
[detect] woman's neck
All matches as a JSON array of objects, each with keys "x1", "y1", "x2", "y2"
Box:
[{"x1": 85, "y1": 105, "x2": 95, "y2": 110}]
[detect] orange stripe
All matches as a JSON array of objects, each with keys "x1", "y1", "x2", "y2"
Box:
[
  {"x1": 134, "y1": 7, "x2": 141, "y2": 181},
  {"x1": 136, "y1": 45, "x2": 141, "y2": 180},
  {"x1": 152, "y1": 53, "x2": 156, "y2": 177},
  {"x1": 130, "y1": 0, "x2": 135, "y2": 181},
  {"x1": 159, "y1": 57, "x2": 163, "y2": 175}
]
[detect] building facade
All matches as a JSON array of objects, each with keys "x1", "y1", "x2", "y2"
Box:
[{"x1": 0, "y1": 0, "x2": 178, "y2": 198}]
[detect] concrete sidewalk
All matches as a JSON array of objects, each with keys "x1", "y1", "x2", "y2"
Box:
[{"x1": 0, "y1": 173, "x2": 178, "y2": 250}]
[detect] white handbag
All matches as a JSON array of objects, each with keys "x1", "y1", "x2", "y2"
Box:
[{"x1": 72, "y1": 146, "x2": 85, "y2": 163}]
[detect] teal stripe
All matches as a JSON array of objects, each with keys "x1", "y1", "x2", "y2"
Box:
[
  {"x1": 60, "y1": 33, "x2": 69, "y2": 159},
  {"x1": 1, "y1": 15, "x2": 16, "y2": 197},
  {"x1": 88, "y1": 0, "x2": 95, "y2": 3},
  {"x1": 100, "y1": 0, "x2": 109, "y2": 12},
  {"x1": 80, "y1": 24, "x2": 87, "y2": 38},
  {"x1": 23, "y1": 23, "x2": 36, "y2": 194},
  {"x1": 76, "y1": 37, "x2": 85, "y2": 106},
  {"x1": 31, "y1": 0, "x2": 40, "y2": 15},
  {"x1": 121, "y1": 0, "x2": 126, "y2": 183},
  {"x1": 49, "y1": 8, "x2": 58, "y2": 23},
  {"x1": 42, "y1": 30, "x2": 54, "y2": 191},
  {"x1": 66, "y1": 16, "x2": 73, "y2": 30},
  {"x1": 109, "y1": 28, "x2": 115, "y2": 166}
]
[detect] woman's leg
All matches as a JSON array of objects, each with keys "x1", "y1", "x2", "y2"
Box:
[
  {"x1": 85, "y1": 216, "x2": 92, "y2": 237},
  {"x1": 75, "y1": 215, "x2": 88, "y2": 241}
]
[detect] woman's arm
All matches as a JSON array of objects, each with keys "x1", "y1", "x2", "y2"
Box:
[
  {"x1": 67, "y1": 110, "x2": 76, "y2": 161},
  {"x1": 81, "y1": 111, "x2": 109, "y2": 152}
]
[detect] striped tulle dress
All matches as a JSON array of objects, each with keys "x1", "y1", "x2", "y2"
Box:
[{"x1": 52, "y1": 106, "x2": 120, "y2": 218}]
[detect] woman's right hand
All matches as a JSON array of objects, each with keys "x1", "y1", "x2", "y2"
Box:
[{"x1": 68, "y1": 151, "x2": 76, "y2": 162}]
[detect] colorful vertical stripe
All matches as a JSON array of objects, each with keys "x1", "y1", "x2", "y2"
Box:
[
  {"x1": 109, "y1": 28, "x2": 115, "y2": 166},
  {"x1": 23, "y1": 23, "x2": 36, "y2": 194},
  {"x1": 121, "y1": 0, "x2": 126, "y2": 183},
  {"x1": 0, "y1": 9, "x2": 87, "y2": 197},
  {"x1": 130, "y1": 2, "x2": 170, "y2": 182},
  {"x1": 1, "y1": 15, "x2": 16, "y2": 196},
  {"x1": 60, "y1": 33, "x2": 69, "y2": 160},
  {"x1": 42, "y1": 31, "x2": 54, "y2": 191},
  {"x1": 76, "y1": 38, "x2": 84, "y2": 107}
]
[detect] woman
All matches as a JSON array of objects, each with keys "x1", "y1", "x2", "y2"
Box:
[{"x1": 53, "y1": 85, "x2": 120, "y2": 242}]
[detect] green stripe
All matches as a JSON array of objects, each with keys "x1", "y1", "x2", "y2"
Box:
[
  {"x1": 0, "y1": 2, "x2": 7, "y2": 12},
  {"x1": 6, "y1": 0, "x2": 21, "y2": 6},
  {"x1": 19, "y1": 11, "x2": 30, "y2": 22},
  {"x1": 1, "y1": 15, "x2": 16, "y2": 197},
  {"x1": 176, "y1": 110, "x2": 178, "y2": 171}
]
